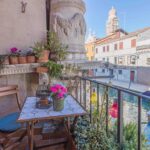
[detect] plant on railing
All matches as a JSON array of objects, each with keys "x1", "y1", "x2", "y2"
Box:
[
  {"x1": 122, "y1": 122, "x2": 147, "y2": 150},
  {"x1": 74, "y1": 116, "x2": 119, "y2": 150}
]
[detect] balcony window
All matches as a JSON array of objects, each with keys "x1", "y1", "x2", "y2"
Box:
[
  {"x1": 130, "y1": 56, "x2": 136, "y2": 64},
  {"x1": 131, "y1": 39, "x2": 136, "y2": 48},
  {"x1": 114, "y1": 44, "x2": 118, "y2": 50},
  {"x1": 119, "y1": 42, "x2": 123, "y2": 50},
  {"x1": 118, "y1": 57, "x2": 123, "y2": 64}
]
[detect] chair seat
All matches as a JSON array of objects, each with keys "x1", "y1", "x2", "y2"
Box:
[{"x1": 0, "y1": 112, "x2": 21, "y2": 132}]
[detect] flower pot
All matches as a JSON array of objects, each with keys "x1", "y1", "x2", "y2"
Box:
[
  {"x1": 53, "y1": 98, "x2": 64, "y2": 111},
  {"x1": 36, "y1": 66, "x2": 48, "y2": 73},
  {"x1": 37, "y1": 50, "x2": 49, "y2": 63},
  {"x1": 18, "y1": 56, "x2": 27, "y2": 64},
  {"x1": 27, "y1": 56, "x2": 36, "y2": 63},
  {"x1": 9, "y1": 56, "x2": 18, "y2": 64}
]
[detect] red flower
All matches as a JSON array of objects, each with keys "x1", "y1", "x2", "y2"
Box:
[{"x1": 109, "y1": 101, "x2": 118, "y2": 118}]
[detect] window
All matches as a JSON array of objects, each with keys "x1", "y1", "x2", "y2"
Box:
[
  {"x1": 107, "y1": 58, "x2": 109, "y2": 62},
  {"x1": 131, "y1": 39, "x2": 136, "y2": 48},
  {"x1": 107, "y1": 46, "x2": 109, "y2": 52},
  {"x1": 118, "y1": 57, "x2": 124, "y2": 64},
  {"x1": 103, "y1": 46, "x2": 105, "y2": 52},
  {"x1": 118, "y1": 70, "x2": 122, "y2": 75},
  {"x1": 95, "y1": 48, "x2": 98, "y2": 53},
  {"x1": 114, "y1": 57, "x2": 117, "y2": 64},
  {"x1": 102, "y1": 58, "x2": 105, "y2": 62},
  {"x1": 95, "y1": 69, "x2": 97, "y2": 72},
  {"x1": 119, "y1": 42, "x2": 123, "y2": 50},
  {"x1": 102, "y1": 69, "x2": 105, "y2": 73},
  {"x1": 130, "y1": 56, "x2": 136, "y2": 64},
  {"x1": 147, "y1": 58, "x2": 150, "y2": 65},
  {"x1": 114, "y1": 44, "x2": 118, "y2": 50}
]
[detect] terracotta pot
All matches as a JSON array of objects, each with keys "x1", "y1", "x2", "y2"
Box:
[
  {"x1": 27, "y1": 56, "x2": 36, "y2": 63},
  {"x1": 9, "y1": 56, "x2": 18, "y2": 64},
  {"x1": 36, "y1": 67, "x2": 48, "y2": 73},
  {"x1": 18, "y1": 56, "x2": 27, "y2": 64},
  {"x1": 37, "y1": 50, "x2": 49, "y2": 63}
]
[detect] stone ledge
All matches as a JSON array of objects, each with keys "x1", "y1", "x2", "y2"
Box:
[{"x1": 0, "y1": 63, "x2": 41, "y2": 76}]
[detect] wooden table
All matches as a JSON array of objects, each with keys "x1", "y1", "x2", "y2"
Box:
[{"x1": 17, "y1": 95, "x2": 87, "y2": 150}]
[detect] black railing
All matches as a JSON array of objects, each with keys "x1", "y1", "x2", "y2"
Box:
[{"x1": 73, "y1": 76, "x2": 150, "y2": 150}]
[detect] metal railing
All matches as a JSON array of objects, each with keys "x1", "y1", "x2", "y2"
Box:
[{"x1": 73, "y1": 76, "x2": 150, "y2": 150}]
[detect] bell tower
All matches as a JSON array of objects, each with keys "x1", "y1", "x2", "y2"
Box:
[{"x1": 106, "y1": 6, "x2": 119, "y2": 36}]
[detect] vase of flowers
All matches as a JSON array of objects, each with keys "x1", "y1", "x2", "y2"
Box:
[
  {"x1": 9, "y1": 47, "x2": 19, "y2": 64},
  {"x1": 50, "y1": 84, "x2": 67, "y2": 111}
]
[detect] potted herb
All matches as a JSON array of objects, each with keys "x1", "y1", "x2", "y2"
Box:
[
  {"x1": 26, "y1": 48, "x2": 36, "y2": 63},
  {"x1": 32, "y1": 42, "x2": 49, "y2": 63},
  {"x1": 45, "y1": 31, "x2": 68, "y2": 62},
  {"x1": 9, "y1": 47, "x2": 19, "y2": 64},
  {"x1": 18, "y1": 50, "x2": 27, "y2": 64},
  {"x1": 50, "y1": 84, "x2": 67, "y2": 111}
]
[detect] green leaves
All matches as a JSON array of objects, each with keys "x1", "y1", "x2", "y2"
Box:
[
  {"x1": 74, "y1": 116, "x2": 119, "y2": 150},
  {"x1": 43, "y1": 60, "x2": 63, "y2": 79}
]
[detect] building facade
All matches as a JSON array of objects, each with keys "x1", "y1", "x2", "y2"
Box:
[{"x1": 85, "y1": 7, "x2": 150, "y2": 85}]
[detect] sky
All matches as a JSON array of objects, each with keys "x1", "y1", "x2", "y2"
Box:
[{"x1": 84, "y1": 0, "x2": 150, "y2": 38}]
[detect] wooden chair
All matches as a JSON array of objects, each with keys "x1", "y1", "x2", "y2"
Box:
[{"x1": 0, "y1": 85, "x2": 26, "y2": 150}]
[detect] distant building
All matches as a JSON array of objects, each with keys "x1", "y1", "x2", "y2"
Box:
[
  {"x1": 85, "y1": 7, "x2": 150, "y2": 85},
  {"x1": 85, "y1": 30, "x2": 97, "y2": 61},
  {"x1": 106, "y1": 6, "x2": 119, "y2": 36}
]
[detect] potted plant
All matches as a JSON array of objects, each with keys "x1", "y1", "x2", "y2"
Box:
[
  {"x1": 26, "y1": 48, "x2": 36, "y2": 63},
  {"x1": 45, "y1": 31, "x2": 68, "y2": 62},
  {"x1": 32, "y1": 42, "x2": 49, "y2": 63},
  {"x1": 50, "y1": 84, "x2": 67, "y2": 111},
  {"x1": 18, "y1": 50, "x2": 27, "y2": 64},
  {"x1": 9, "y1": 47, "x2": 19, "y2": 64}
]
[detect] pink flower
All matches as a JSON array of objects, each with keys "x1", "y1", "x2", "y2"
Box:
[
  {"x1": 10, "y1": 47, "x2": 18, "y2": 53},
  {"x1": 50, "y1": 87, "x2": 58, "y2": 93},
  {"x1": 57, "y1": 92, "x2": 64, "y2": 99}
]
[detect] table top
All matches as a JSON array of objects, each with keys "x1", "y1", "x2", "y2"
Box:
[{"x1": 18, "y1": 95, "x2": 87, "y2": 122}]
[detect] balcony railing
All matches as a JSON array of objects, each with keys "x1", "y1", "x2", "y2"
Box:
[{"x1": 72, "y1": 76, "x2": 150, "y2": 150}]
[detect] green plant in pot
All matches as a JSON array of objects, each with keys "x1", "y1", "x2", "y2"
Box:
[
  {"x1": 45, "y1": 31, "x2": 68, "y2": 62},
  {"x1": 49, "y1": 84, "x2": 67, "y2": 111},
  {"x1": 32, "y1": 42, "x2": 49, "y2": 63}
]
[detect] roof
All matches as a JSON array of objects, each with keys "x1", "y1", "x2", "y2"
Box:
[{"x1": 95, "y1": 27, "x2": 150, "y2": 46}]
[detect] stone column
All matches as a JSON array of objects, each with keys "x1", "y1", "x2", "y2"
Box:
[{"x1": 50, "y1": 0, "x2": 87, "y2": 63}]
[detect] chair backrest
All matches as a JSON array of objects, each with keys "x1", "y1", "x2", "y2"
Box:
[{"x1": 0, "y1": 85, "x2": 21, "y2": 110}]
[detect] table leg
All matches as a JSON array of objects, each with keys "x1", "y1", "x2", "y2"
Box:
[{"x1": 27, "y1": 122, "x2": 34, "y2": 150}]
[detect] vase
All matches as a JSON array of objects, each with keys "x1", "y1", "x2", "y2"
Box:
[
  {"x1": 18, "y1": 56, "x2": 27, "y2": 64},
  {"x1": 9, "y1": 56, "x2": 18, "y2": 64},
  {"x1": 27, "y1": 56, "x2": 36, "y2": 63},
  {"x1": 37, "y1": 50, "x2": 49, "y2": 63},
  {"x1": 53, "y1": 98, "x2": 64, "y2": 111}
]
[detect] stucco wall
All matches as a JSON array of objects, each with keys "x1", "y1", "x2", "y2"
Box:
[
  {"x1": 137, "y1": 67, "x2": 150, "y2": 85},
  {"x1": 0, "y1": 0, "x2": 46, "y2": 54}
]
